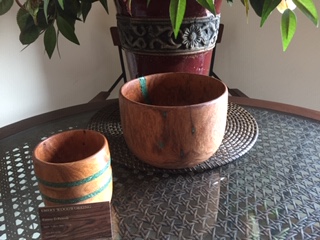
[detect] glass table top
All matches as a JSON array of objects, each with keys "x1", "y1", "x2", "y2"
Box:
[{"x1": 0, "y1": 101, "x2": 319, "y2": 239}]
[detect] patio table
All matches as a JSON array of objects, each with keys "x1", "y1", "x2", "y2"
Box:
[{"x1": 1, "y1": 97, "x2": 319, "y2": 239}]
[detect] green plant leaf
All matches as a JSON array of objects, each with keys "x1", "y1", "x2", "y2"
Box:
[
  {"x1": 36, "y1": 6, "x2": 51, "y2": 29},
  {"x1": 81, "y1": 0, "x2": 92, "y2": 22},
  {"x1": 58, "y1": 0, "x2": 64, "y2": 10},
  {"x1": 57, "y1": 0, "x2": 80, "y2": 22},
  {"x1": 43, "y1": 0, "x2": 49, "y2": 23},
  {"x1": 293, "y1": 0, "x2": 319, "y2": 26},
  {"x1": 260, "y1": 0, "x2": 281, "y2": 27},
  {"x1": 244, "y1": 0, "x2": 249, "y2": 18},
  {"x1": 170, "y1": 0, "x2": 186, "y2": 38},
  {"x1": 0, "y1": 0, "x2": 13, "y2": 15},
  {"x1": 25, "y1": 0, "x2": 40, "y2": 21},
  {"x1": 281, "y1": 9, "x2": 297, "y2": 51},
  {"x1": 17, "y1": 8, "x2": 40, "y2": 44},
  {"x1": 99, "y1": 0, "x2": 108, "y2": 13},
  {"x1": 249, "y1": 0, "x2": 264, "y2": 16},
  {"x1": 56, "y1": 14, "x2": 79, "y2": 45},
  {"x1": 19, "y1": 25, "x2": 40, "y2": 44},
  {"x1": 197, "y1": 0, "x2": 216, "y2": 14},
  {"x1": 44, "y1": 24, "x2": 56, "y2": 58},
  {"x1": 17, "y1": 7, "x2": 29, "y2": 31}
]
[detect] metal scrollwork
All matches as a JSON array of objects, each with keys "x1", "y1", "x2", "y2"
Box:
[{"x1": 116, "y1": 14, "x2": 221, "y2": 55}]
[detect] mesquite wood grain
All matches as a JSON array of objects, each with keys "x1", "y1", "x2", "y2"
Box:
[{"x1": 119, "y1": 72, "x2": 228, "y2": 169}]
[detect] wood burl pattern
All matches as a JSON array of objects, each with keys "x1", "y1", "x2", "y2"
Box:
[{"x1": 119, "y1": 72, "x2": 228, "y2": 169}]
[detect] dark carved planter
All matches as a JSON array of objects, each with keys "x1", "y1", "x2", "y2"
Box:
[{"x1": 114, "y1": 0, "x2": 222, "y2": 78}]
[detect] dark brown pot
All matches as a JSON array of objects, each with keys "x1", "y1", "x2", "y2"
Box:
[{"x1": 114, "y1": 0, "x2": 223, "y2": 78}]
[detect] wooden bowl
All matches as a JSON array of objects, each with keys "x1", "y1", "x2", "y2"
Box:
[
  {"x1": 33, "y1": 129, "x2": 112, "y2": 206},
  {"x1": 119, "y1": 72, "x2": 228, "y2": 169}
]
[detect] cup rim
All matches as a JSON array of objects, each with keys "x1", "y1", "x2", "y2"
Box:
[{"x1": 32, "y1": 129, "x2": 108, "y2": 166}]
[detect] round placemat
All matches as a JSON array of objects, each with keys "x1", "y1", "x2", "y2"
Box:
[{"x1": 87, "y1": 102, "x2": 259, "y2": 173}]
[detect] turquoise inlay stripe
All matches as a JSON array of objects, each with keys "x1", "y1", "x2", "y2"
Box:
[
  {"x1": 37, "y1": 160, "x2": 111, "y2": 188},
  {"x1": 41, "y1": 174, "x2": 112, "y2": 204},
  {"x1": 139, "y1": 76, "x2": 151, "y2": 104}
]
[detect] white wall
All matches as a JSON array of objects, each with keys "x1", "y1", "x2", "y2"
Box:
[
  {"x1": 0, "y1": 3, "x2": 121, "y2": 127},
  {"x1": 215, "y1": 1, "x2": 320, "y2": 110},
  {"x1": 1, "y1": 1, "x2": 320, "y2": 128}
]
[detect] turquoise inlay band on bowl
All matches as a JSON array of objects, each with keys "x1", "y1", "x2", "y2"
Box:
[
  {"x1": 139, "y1": 76, "x2": 151, "y2": 104},
  {"x1": 37, "y1": 160, "x2": 111, "y2": 188},
  {"x1": 41, "y1": 174, "x2": 112, "y2": 204}
]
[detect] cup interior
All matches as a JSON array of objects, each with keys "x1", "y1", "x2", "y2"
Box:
[
  {"x1": 34, "y1": 130, "x2": 105, "y2": 164},
  {"x1": 121, "y1": 73, "x2": 226, "y2": 106}
]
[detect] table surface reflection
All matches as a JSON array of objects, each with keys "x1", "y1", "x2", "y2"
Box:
[{"x1": 0, "y1": 97, "x2": 320, "y2": 239}]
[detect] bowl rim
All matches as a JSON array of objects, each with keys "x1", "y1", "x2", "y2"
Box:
[{"x1": 119, "y1": 72, "x2": 229, "y2": 109}]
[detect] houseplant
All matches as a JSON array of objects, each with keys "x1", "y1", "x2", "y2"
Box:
[{"x1": 0, "y1": 0, "x2": 318, "y2": 59}]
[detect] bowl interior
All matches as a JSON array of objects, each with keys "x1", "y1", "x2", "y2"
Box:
[
  {"x1": 121, "y1": 73, "x2": 226, "y2": 106},
  {"x1": 34, "y1": 130, "x2": 105, "y2": 164}
]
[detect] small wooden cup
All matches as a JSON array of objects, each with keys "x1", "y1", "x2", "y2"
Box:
[
  {"x1": 33, "y1": 129, "x2": 112, "y2": 206},
  {"x1": 119, "y1": 72, "x2": 228, "y2": 169}
]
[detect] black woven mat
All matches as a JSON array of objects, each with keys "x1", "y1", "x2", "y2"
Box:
[{"x1": 87, "y1": 102, "x2": 259, "y2": 173}]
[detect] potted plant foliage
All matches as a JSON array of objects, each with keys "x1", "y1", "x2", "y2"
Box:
[{"x1": 0, "y1": 0, "x2": 318, "y2": 76}]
